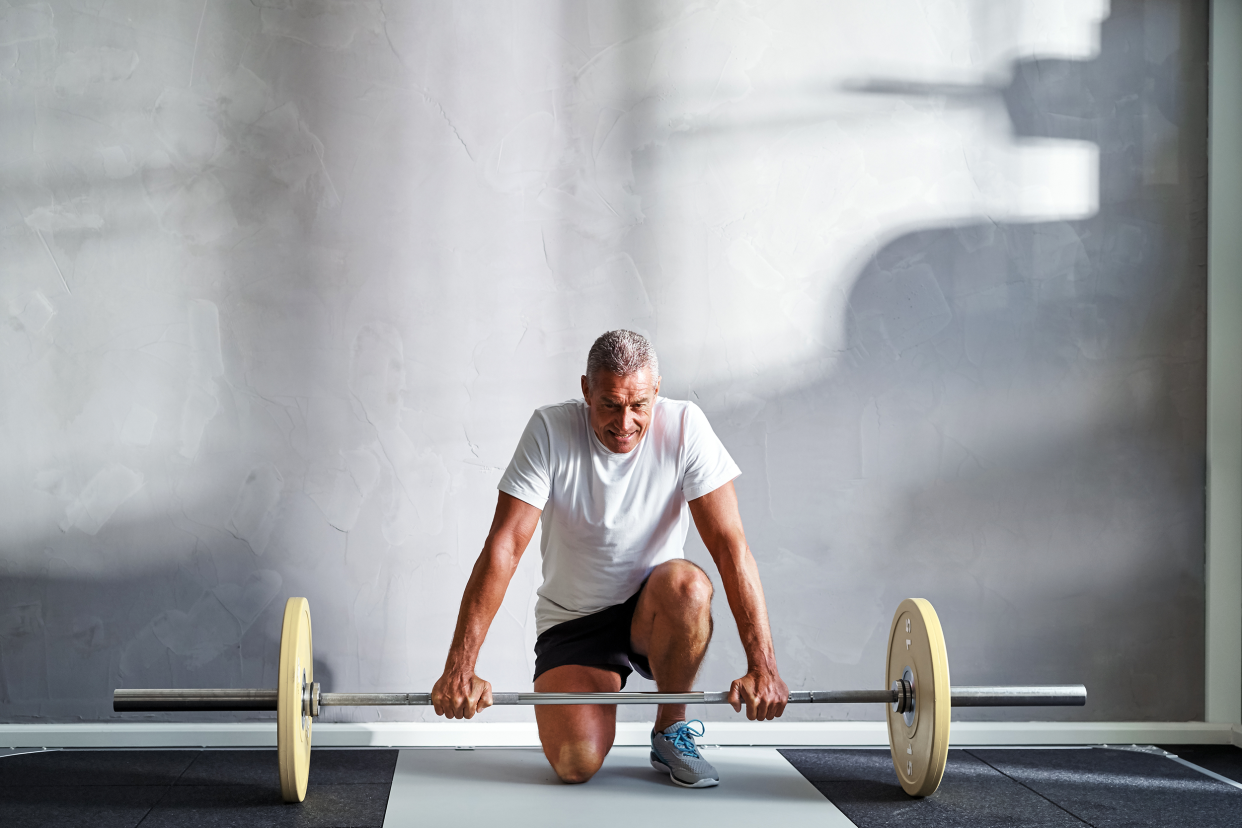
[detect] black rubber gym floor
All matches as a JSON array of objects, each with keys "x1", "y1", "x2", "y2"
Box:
[
  {"x1": 781, "y1": 746, "x2": 1242, "y2": 827},
  {"x1": 1, "y1": 745, "x2": 1239, "y2": 826},
  {"x1": 0, "y1": 749, "x2": 397, "y2": 827}
]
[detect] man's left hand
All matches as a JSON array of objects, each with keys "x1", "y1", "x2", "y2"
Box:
[{"x1": 728, "y1": 667, "x2": 788, "y2": 721}]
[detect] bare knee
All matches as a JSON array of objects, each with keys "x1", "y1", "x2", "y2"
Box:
[
  {"x1": 550, "y1": 741, "x2": 607, "y2": 784},
  {"x1": 654, "y1": 560, "x2": 713, "y2": 613}
]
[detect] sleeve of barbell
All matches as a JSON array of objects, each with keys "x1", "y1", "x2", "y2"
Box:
[
  {"x1": 950, "y1": 685, "x2": 1087, "y2": 706},
  {"x1": 807, "y1": 690, "x2": 899, "y2": 704},
  {"x1": 113, "y1": 689, "x2": 278, "y2": 712}
]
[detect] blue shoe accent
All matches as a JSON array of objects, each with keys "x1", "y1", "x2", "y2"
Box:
[{"x1": 650, "y1": 720, "x2": 719, "y2": 788}]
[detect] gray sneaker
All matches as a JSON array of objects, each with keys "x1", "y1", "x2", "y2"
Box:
[{"x1": 650, "y1": 720, "x2": 719, "y2": 788}]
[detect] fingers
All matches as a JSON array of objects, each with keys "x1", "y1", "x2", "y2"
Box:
[
  {"x1": 464, "y1": 677, "x2": 492, "y2": 719},
  {"x1": 431, "y1": 688, "x2": 444, "y2": 718},
  {"x1": 757, "y1": 684, "x2": 778, "y2": 720},
  {"x1": 774, "y1": 684, "x2": 788, "y2": 719},
  {"x1": 758, "y1": 692, "x2": 781, "y2": 721},
  {"x1": 741, "y1": 680, "x2": 760, "y2": 721},
  {"x1": 731, "y1": 673, "x2": 788, "y2": 721},
  {"x1": 431, "y1": 674, "x2": 492, "y2": 720},
  {"x1": 757, "y1": 679, "x2": 788, "y2": 721},
  {"x1": 729, "y1": 675, "x2": 764, "y2": 720},
  {"x1": 479, "y1": 681, "x2": 494, "y2": 711}
]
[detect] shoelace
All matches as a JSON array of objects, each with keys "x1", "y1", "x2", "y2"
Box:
[{"x1": 666, "y1": 720, "x2": 706, "y2": 759}]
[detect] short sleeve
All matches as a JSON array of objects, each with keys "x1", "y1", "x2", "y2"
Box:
[
  {"x1": 681, "y1": 403, "x2": 742, "y2": 501},
  {"x1": 498, "y1": 410, "x2": 552, "y2": 510}
]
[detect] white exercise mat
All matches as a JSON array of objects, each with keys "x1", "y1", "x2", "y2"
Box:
[{"x1": 383, "y1": 746, "x2": 855, "y2": 827}]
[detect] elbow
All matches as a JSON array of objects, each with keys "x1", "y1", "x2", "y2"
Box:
[
  {"x1": 479, "y1": 538, "x2": 523, "y2": 577},
  {"x1": 709, "y1": 540, "x2": 754, "y2": 569}
]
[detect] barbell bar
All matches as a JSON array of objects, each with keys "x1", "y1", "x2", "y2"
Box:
[
  {"x1": 112, "y1": 597, "x2": 1087, "y2": 802},
  {"x1": 114, "y1": 686, "x2": 1086, "y2": 710}
]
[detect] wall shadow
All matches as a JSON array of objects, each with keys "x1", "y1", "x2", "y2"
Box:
[{"x1": 704, "y1": 0, "x2": 1208, "y2": 720}]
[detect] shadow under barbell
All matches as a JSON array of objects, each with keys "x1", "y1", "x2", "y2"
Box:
[{"x1": 113, "y1": 685, "x2": 1086, "y2": 712}]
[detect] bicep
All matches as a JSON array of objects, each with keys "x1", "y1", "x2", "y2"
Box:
[
  {"x1": 687, "y1": 480, "x2": 747, "y2": 555},
  {"x1": 487, "y1": 491, "x2": 542, "y2": 558}
]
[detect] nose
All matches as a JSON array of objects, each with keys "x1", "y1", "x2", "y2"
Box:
[{"x1": 620, "y1": 408, "x2": 638, "y2": 433}]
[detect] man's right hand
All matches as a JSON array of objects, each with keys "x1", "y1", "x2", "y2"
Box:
[{"x1": 431, "y1": 669, "x2": 494, "y2": 719}]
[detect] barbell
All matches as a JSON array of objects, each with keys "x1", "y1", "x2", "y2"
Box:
[{"x1": 113, "y1": 597, "x2": 1086, "y2": 801}]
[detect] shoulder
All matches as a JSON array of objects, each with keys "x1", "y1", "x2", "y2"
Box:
[
  {"x1": 655, "y1": 397, "x2": 708, "y2": 430},
  {"x1": 534, "y1": 398, "x2": 586, "y2": 424},
  {"x1": 528, "y1": 399, "x2": 588, "y2": 441}
]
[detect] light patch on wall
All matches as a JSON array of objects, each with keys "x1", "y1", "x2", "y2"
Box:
[
  {"x1": 61, "y1": 463, "x2": 144, "y2": 535},
  {"x1": 1002, "y1": 139, "x2": 1100, "y2": 220},
  {"x1": 1006, "y1": 0, "x2": 1110, "y2": 60}
]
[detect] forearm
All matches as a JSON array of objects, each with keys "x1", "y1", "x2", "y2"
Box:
[
  {"x1": 443, "y1": 541, "x2": 520, "y2": 672},
  {"x1": 715, "y1": 544, "x2": 778, "y2": 672}
]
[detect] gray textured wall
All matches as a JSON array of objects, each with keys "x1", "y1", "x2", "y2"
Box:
[{"x1": 0, "y1": 0, "x2": 1207, "y2": 724}]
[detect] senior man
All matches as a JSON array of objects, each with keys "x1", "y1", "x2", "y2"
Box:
[{"x1": 431, "y1": 330, "x2": 787, "y2": 787}]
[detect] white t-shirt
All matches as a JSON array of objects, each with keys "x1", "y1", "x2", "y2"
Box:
[{"x1": 498, "y1": 397, "x2": 741, "y2": 635}]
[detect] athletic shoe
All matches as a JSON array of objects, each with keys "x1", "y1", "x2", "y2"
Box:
[{"x1": 650, "y1": 720, "x2": 719, "y2": 788}]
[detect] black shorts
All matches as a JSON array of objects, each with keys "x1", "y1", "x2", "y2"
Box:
[{"x1": 533, "y1": 582, "x2": 654, "y2": 689}]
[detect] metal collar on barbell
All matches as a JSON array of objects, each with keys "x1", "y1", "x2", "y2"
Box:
[{"x1": 891, "y1": 677, "x2": 913, "y2": 716}]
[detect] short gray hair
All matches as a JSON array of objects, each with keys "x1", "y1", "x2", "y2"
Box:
[{"x1": 586, "y1": 330, "x2": 659, "y2": 387}]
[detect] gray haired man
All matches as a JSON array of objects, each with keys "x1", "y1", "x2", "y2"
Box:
[{"x1": 431, "y1": 330, "x2": 788, "y2": 787}]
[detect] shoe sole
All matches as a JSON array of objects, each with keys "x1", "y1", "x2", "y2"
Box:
[{"x1": 650, "y1": 755, "x2": 720, "y2": 788}]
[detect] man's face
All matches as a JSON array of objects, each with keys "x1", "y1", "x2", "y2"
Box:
[{"x1": 580, "y1": 368, "x2": 660, "y2": 454}]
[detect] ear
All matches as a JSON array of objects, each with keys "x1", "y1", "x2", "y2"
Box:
[{"x1": 580, "y1": 374, "x2": 590, "y2": 402}]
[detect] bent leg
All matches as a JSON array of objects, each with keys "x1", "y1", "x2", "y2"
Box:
[
  {"x1": 534, "y1": 665, "x2": 622, "y2": 783},
  {"x1": 630, "y1": 559, "x2": 714, "y2": 732}
]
